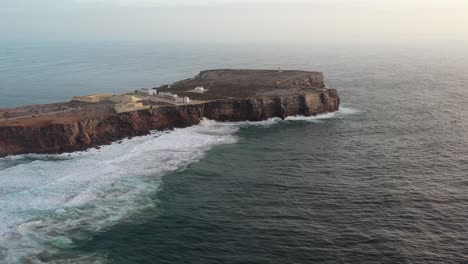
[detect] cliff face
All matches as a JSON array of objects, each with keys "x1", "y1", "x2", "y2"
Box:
[{"x1": 0, "y1": 90, "x2": 339, "y2": 157}]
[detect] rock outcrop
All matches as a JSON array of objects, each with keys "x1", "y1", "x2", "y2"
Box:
[{"x1": 0, "y1": 91, "x2": 339, "y2": 157}]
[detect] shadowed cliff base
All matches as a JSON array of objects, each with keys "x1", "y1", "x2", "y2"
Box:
[{"x1": 0, "y1": 69, "x2": 340, "y2": 157}]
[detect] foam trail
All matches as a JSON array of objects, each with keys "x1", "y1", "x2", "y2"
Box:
[
  {"x1": 0, "y1": 120, "x2": 238, "y2": 263},
  {"x1": 0, "y1": 109, "x2": 360, "y2": 263}
]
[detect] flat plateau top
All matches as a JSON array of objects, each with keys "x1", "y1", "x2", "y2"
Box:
[
  {"x1": 0, "y1": 69, "x2": 328, "y2": 127},
  {"x1": 157, "y1": 69, "x2": 325, "y2": 99}
]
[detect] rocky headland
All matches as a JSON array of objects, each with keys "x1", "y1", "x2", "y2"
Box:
[{"x1": 0, "y1": 69, "x2": 340, "y2": 157}]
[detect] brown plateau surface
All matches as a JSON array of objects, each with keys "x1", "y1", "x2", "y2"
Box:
[{"x1": 0, "y1": 69, "x2": 340, "y2": 157}]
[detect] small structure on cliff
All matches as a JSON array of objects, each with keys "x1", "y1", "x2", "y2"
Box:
[
  {"x1": 148, "y1": 89, "x2": 158, "y2": 96},
  {"x1": 158, "y1": 92, "x2": 191, "y2": 103},
  {"x1": 72, "y1": 94, "x2": 142, "y2": 104},
  {"x1": 112, "y1": 95, "x2": 148, "y2": 113},
  {"x1": 175, "y1": 96, "x2": 191, "y2": 103},
  {"x1": 72, "y1": 94, "x2": 114, "y2": 103},
  {"x1": 114, "y1": 102, "x2": 150, "y2": 113},
  {"x1": 138, "y1": 88, "x2": 158, "y2": 95},
  {"x1": 109, "y1": 95, "x2": 141, "y2": 104}
]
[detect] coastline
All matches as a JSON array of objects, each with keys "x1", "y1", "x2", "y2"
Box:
[{"x1": 0, "y1": 70, "x2": 340, "y2": 157}]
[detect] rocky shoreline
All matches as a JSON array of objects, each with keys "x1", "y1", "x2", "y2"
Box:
[{"x1": 0, "y1": 70, "x2": 340, "y2": 157}]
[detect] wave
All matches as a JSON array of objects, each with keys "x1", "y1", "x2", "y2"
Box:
[
  {"x1": 240, "y1": 106, "x2": 361, "y2": 126},
  {"x1": 0, "y1": 108, "x2": 360, "y2": 263},
  {"x1": 337, "y1": 106, "x2": 362, "y2": 115},
  {"x1": 0, "y1": 120, "x2": 238, "y2": 263}
]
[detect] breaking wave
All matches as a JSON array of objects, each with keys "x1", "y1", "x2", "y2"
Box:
[
  {"x1": 284, "y1": 107, "x2": 361, "y2": 121},
  {"x1": 239, "y1": 107, "x2": 361, "y2": 126},
  {"x1": 0, "y1": 108, "x2": 359, "y2": 263}
]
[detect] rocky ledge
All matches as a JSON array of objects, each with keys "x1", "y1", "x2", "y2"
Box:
[{"x1": 0, "y1": 69, "x2": 340, "y2": 157}]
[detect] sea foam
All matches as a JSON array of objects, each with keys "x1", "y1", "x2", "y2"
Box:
[
  {"x1": 0, "y1": 120, "x2": 238, "y2": 263},
  {"x1": 0, "y1": 108, "x2": 359, "y2": 263}
]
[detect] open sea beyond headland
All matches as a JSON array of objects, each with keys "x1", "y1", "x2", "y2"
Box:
[{"x1": 0, "y1": 41, "x2": 467, "y2": 263}]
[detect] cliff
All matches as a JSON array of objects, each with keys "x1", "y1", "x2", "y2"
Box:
[{"x1": 0, "y1": 92, "x2": 339, "y2": 157}]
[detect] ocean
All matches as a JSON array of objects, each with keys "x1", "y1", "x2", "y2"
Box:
[{"x1": 0, "y1": 41, "x2": 467, "y2": 263}]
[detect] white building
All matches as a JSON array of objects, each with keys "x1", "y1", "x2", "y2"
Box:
[
  {"x1": 148, "y1": 89, "x2": 158, "y2": 96},
  {"x1": 194, "y1": 87, "x2": 205, "y2": 92},
  {"x1": 159, "y1": 92, "x2": 178, "y2": 99},
  {"x1": 175, "y1": 96, "x2": 191, "y2": 103}
]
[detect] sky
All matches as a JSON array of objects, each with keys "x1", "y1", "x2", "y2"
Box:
[{"x1": 1, "y1": 0, "x2": 468, "y2": 45}]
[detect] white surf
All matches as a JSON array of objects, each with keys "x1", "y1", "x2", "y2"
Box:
[{"x1": 0, "y1": 107, "x2": 359, "y2": 263}]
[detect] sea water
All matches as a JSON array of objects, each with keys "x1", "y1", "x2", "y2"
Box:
[{"x1": 0, "y1": 41, "x2": 467, "y2": 263}]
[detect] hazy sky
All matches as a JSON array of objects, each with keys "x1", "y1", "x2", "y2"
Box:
[{"x1": 2, "y1": 0, "x2": 468, "y2": 45}]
